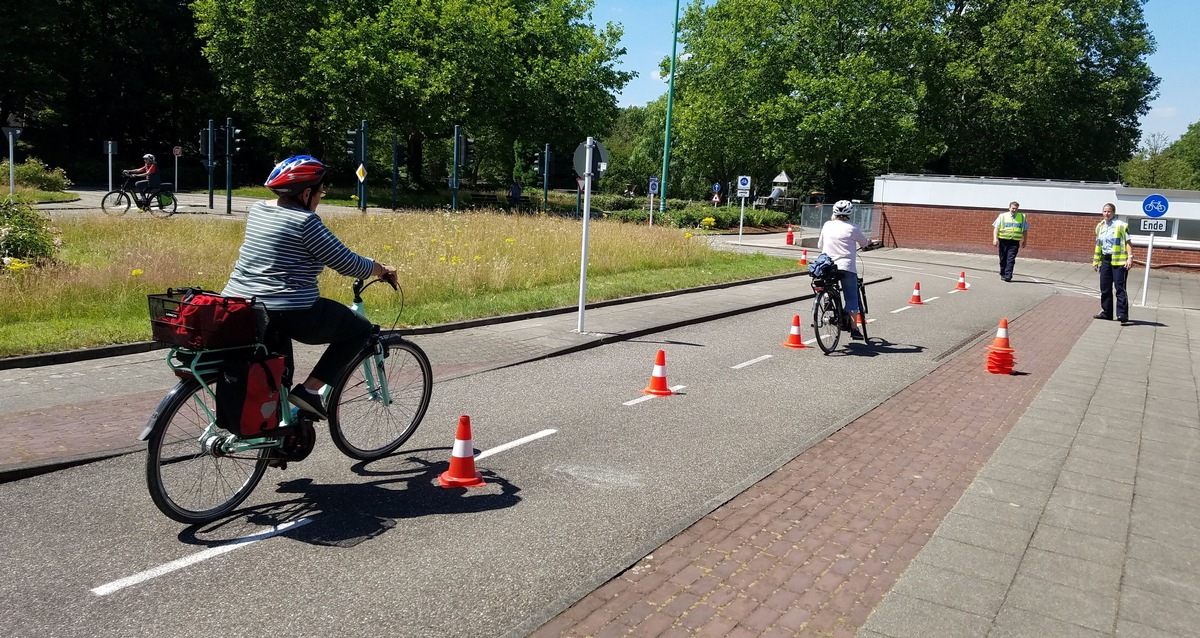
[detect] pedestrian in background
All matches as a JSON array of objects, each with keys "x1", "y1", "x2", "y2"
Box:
[
  {"x1": 991, "y1": 201, "x2": 1028, "y2": 282},
  {"x1": 1093, "y1": 202, "x2": 1133, "y2": 324}
]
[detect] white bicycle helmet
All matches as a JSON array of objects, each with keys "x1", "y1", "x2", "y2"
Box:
[
  {"x1": 832, "y1": 199, "x2": 853, "y2": 217},
  {"x1": 143, "y1": 153, "x2": 156, "y2": 163}
]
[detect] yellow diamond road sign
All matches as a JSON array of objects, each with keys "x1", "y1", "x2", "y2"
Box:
[{"x1": 356, "y1": 164, "x2": 367, "y2": 182}]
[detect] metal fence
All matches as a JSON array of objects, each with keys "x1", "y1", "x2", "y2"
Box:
[{"x1": 799, "y1": 203, "x2": 877, "y2": 238}]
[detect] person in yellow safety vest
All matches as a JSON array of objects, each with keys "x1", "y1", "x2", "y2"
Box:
[
  {"x1": 1093, "y1": 202, "x2": 1133, "y2": 324},
  {"x1": 991, "y1": 201, "x2": 1028, "y2": 282}
]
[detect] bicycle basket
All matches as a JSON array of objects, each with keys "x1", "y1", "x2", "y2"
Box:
[{"x1": 148, "y1": 288, "x2": 259, "y2": 349}]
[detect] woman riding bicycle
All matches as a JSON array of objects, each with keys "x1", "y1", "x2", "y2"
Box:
[
  {"x1": 816, "y1": 199, "x2": 870, "y2": 340},
  {"x1": 127, "y1": 153, "x2": 162, "y2": 203},
  {"x1": 221, "y1": 154, "x2": 397, "y2": 420}
]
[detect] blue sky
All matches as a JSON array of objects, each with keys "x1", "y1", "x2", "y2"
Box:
[{"x1": 592, "y1": 0, "x2": 1199, "y2": 144}]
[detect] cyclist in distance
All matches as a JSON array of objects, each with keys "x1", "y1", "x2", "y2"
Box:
[
  {"x1": 221, "y1": 155, "x2": 397, "y2": 420},
  {"x1": 127, "y1": 153, "x2": 162, "y2": 202},
  {"x1": 817, "y1": 199, "x2": 870, "y2": 340}
]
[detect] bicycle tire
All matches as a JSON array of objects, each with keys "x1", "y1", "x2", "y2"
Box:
[
  {"x1": 812, "y1": 289, "x2": 842, "y2": 354},
  {"x1": 149, "y1": 191, "x2": 177, "y2": 218},
  {"x1": 328, "y1": 336, "x2": 433, "y2": 460},
  {"x1": 857, "y1": 277, "x2": 869, "y2": 341},
  {"x1": 144, "y1": 378, "x2": 269, "y2": 524},
  {"x1": 100, "y1": 191, "x2": 131, "y2": 216}
]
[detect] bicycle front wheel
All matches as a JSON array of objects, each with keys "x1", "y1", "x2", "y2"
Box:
[
  {"x1": 149, "y1": 191, "x2": 177, "y2": 218},
  {"x1": 812, "y1": 289, "x2": 843, "y2": 354},
  {"x1": 101, "y1": 191, "x2": 131, "y2": 216},
  {"x1": 328, "y1": 337, "x2": 433, "y2": 460},
  {"x1": 144, "y1": 379, "x2": 269, "y2": 524}
]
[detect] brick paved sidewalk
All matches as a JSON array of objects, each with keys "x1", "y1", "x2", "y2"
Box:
[{"x1": 526, "y1": 296, "x2": 1094, "y2": 637}]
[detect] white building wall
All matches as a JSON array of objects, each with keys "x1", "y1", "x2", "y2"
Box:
[{"x1": 873, "y1": 174, "x2": 1200, "y2": 221}]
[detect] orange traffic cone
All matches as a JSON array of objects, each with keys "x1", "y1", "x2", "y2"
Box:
[
  {"x1": 908, "y1": 282, "x2": 924, "y2": 305},
  {"x1": 782, "y1": 314, "x2": 808, "y2": 349},
  {"x1": 955, "y1": 272, "x2": 969, "y2": 291},
  {"x1": 785, "y1": 224, "x2": 795, "y2": 246},
  {"x1": 439, "y1": 415, "x2": 486, "y2": 488},
  {"x1": 643, "y1": 349, "x2": 674, "y2": 396},
  {"x1": 985, "y1": 318, "x2": 1016, "y2": 374},
  {"x1": 798, "y1": 249, "x2": 808, "y2": 268}
]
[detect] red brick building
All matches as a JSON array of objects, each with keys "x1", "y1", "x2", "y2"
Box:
[{"x1": 871, "y1": 175, "x2": 1200, "y2": 269}]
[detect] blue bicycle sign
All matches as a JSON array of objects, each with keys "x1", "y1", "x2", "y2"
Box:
[{"x1": 1142, "y1": 194, "x2": 1168, "y2": 218}]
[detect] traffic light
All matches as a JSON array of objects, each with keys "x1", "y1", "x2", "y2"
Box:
[
  {"x1": 531, "y1": 151, "x2": 542, "y2": 176},
  {"x1": 345, "y1": 129, "x2": 361, "y2": 160},
  {"x1": 394, "y1": 142, "x2": 407, "y2": 171},
  {"x1": 456, "y1": 132, "x2": 475, "y2": 168},
  {"x1": 198, "y1": 129, "x2": 210, "y2": 158},
  {"x1": 463, "y1": 137, "x2": 475, "y2": 165},
  {"x1": 213, "y1": 127, "x2": 227, "y2": 157},
  {"x1": 231, "y1": 128, "x2": 245, "y2": 156}
]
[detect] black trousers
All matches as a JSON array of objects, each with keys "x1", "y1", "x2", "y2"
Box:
[
  {"x1": 997, "y1": 239, "x2": 1020, "y2": 279},
  {"x1": 260, "y1": 298, "x2": 372, "y2": 386},
  {"x1": 1098, "y1": 256, "x2": 1129, "y2": 320}
]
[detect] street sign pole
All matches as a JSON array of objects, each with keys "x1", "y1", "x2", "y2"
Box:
[
  {"x1": 1139, "y1": 194, "x2": 1169, "y2": 308},
  {"x1": 739, "y1": 196, "x2": 746, "y2": 243},
  {"x1": 226, "y1": 117, "x2": 234, "y2": 215},
  {"x1": 4, "y1": 128, "x2": 20, "y2": 196},
  {"x1": 207, "y1": 119, "x2": 215, "y2": 210},
  {"x1": 1140, "y1": 232, "x2": 1155, "y2": 308},
  {"x1": 649, "y1": 192, "x2": 654, "y2": 226},
  {"x1": 577, "y1": 137, "x2": 595, "y2": 333},
  {"x1": 543, "y1": 143, "x2": 551, "y2": 212}
]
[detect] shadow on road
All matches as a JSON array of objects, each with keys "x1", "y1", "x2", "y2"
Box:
[{"x1": 179, "y1": 456, "x2": 521, "y2": 548}]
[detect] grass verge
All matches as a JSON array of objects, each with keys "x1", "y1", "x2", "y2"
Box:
[{"x1": 1, "y1": 211, "x2": 797, "y2": 357}]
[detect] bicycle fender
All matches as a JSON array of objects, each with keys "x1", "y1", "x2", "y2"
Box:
[{"x1": 139, "y1": 382, "x2": 192, "y2": 441}]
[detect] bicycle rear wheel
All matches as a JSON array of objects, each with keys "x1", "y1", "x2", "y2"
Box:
[
  {"x1": 328, "y1": 336, "x2": 433, "y2": 460},
  {"x1": 144, "y1": 379, "x2": 269, "y2": 524},
  {"x1": 149, "y1": 191, "x2": 177, "y2": 218},
  {"x1": 812, "y1": 289, "x2": 842, "y2": 354},
  {"x1": 101, "y1": 191, "x2": 130, "y2": 216}
]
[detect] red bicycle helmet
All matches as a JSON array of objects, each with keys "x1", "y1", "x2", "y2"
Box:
[{"x1": 264, "y1": 155, "x2": 328, "y2": 196}]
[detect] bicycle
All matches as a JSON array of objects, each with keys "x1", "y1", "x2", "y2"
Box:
[
  {"x1": 101, "y1": 171, "x2": 177, "y2": 217},
  {"x1": 139, "y1": 278, "x2": 433, "y2": 524},
  {"x1": 810, "y1": 256, "x2": 870, "y2": 354}
]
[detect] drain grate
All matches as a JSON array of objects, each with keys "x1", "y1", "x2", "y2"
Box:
[{"x1": 933, "y1": 329, "x2": 987, "y2": 362}]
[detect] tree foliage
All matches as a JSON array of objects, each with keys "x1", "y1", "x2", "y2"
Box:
[
  {"x1": 1119, "y1": 132, "x2": 1195, "y2": 189},
  {"x1": 191, "y1": 0, "x2": 633, "y2": 188},
  {"x1": 654, "y1": 0, "x2": 1158, "y2": 200}
]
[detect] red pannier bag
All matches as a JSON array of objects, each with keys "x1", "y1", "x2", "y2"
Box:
[
  {"x1": 216, "y1": 355, "x2": 286, "y2": 436},
  {"x1": 148, "y1": 288, "x2": 258, "y2": 349}
]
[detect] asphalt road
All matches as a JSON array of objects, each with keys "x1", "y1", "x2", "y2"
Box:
[{"x1": 0, "y1": 257, "x2": 1091, "y2": 637}]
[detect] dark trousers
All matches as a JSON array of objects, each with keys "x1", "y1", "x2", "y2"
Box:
[
  {"x1": 261, "y1": 298, "x2": 373, "y2": 387},
  {"x1": 997, "y1": 239, "x2": 1020, "y2": 279},
  {"x1": 1098, "y1": 256, "x2": 1129, "y2": 320}
]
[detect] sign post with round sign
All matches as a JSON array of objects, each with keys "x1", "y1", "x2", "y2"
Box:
[
  {"x1": 173, "y1": 145, "x2": 183, "y2": 192},
  {"x1": 574, "y1": 137, "x2": 608, "y2": 333},
  {"x1": 736, "y1": 175, "x2": 752, "y2": 243},
  {"x1": 1138, "y1": 194, "x2": 1168, "y2": 307},
  {"x1": 648, "y1": 176, "x2": 659, "y2": 227}
]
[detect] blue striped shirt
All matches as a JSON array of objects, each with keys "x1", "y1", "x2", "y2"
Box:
[{"x1": 222, "y1": 201, "x2": 374, "y2": 310}]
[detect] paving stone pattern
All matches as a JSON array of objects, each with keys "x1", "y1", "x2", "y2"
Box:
[
  {"x1": 528, "y1": 296, "x2": 1095, "y2": 637},
  {"x1": 862, "y1": 304, "x2": 1200, "y2": 638}
]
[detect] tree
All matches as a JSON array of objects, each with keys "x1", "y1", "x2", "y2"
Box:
[
  {"x1": 2, "y1": 1, "x2": 225, "y2": 183},
  {"x1": 1120, "y1": 132, "x2": 1196, "y2": 189},
  {"x1": 191, "y1": 0, "x2": 632, "y2": 189},
  {"x1": 925, "y1": 0, "x2": 1159, "y2": 180},
  {"x1": 1165, "y1": 121, "x2": 1200, "y2": 182}
]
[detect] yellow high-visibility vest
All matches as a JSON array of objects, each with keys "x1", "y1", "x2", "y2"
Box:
[{"x1": 997, "y1": 212, "x2": 1026, "y2": 241}]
